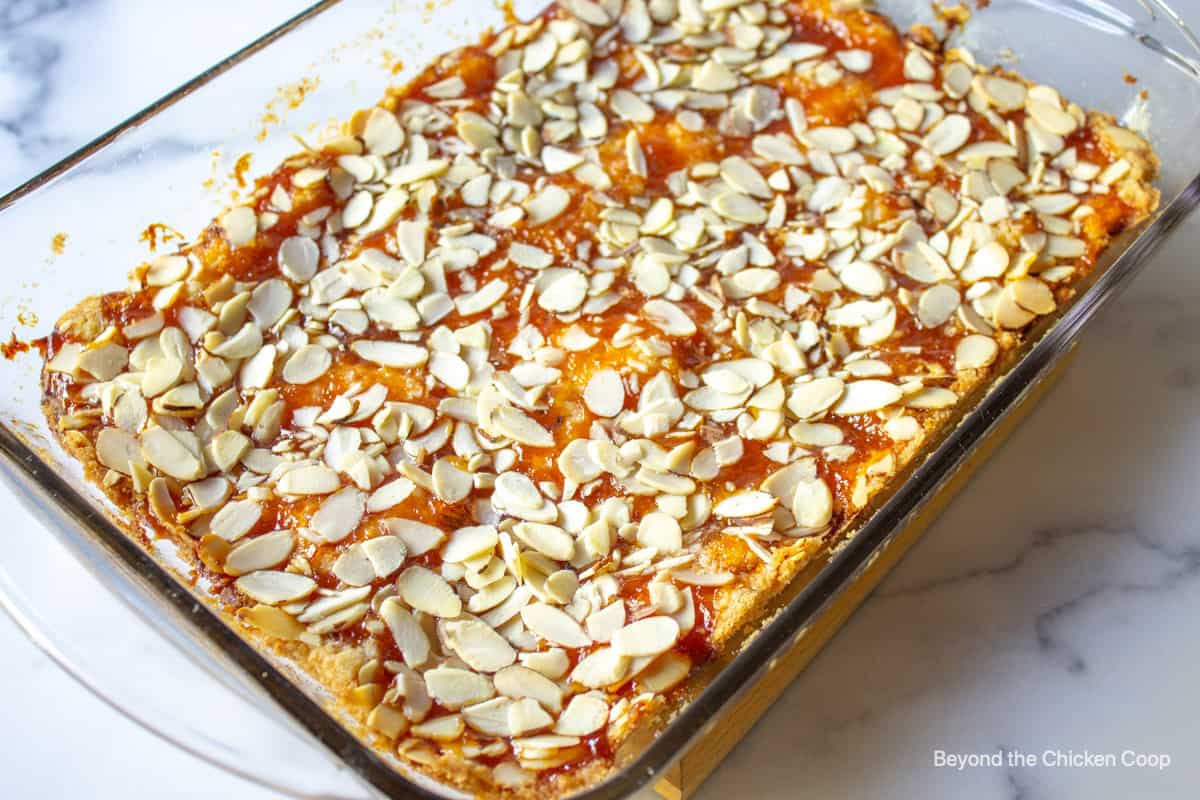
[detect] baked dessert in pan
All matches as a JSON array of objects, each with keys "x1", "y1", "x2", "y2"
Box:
[{"x1": 38, "y1": 0, "x2": 1158, "y2": 796}]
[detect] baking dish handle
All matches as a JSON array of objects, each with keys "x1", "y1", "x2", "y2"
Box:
[{"x1": 0, "y1": 513, "x2": 373, "y2": 800}]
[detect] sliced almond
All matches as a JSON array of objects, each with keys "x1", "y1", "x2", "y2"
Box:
[
  {"x1": 713, "y1": 491, "x2": 776, "y2": 518},
  {"x1": 140, "y1": 428, "x2": 204, "y2": 481},
  {"x1": 380, "y1": 597, "x2": 431, "y2": 667},
  {"x1": 332, "y1": 544, "x2": 377, "y2": 586},
  {"x1": 397, "y1": 566, "x2": 462, "y2": 618},
  {"x1": 583, "y1": 369, "x2": 625, "y2": 417},
  {"x1": 220, "y1": 207, "x2": 257, "y2": 247},
  {"x1": 712, "y1": 192, "x2": 767, "y2": 225},
  {"x1": 955, "y1": 335, "x2": 999, "y2": 370},
  {"x1": 96, "y1": 428, "x2": 143, "y2": 475},
  {"x1": 490, "y1": 406, "x2": 555, "y2": 447},
  {"x1": 494, "y1": 665, "x2": 563, "y2": 714},
  {"x1": 833, "y1": 380, "x2": 902, "y2": 415},
  {"x1": 463, "y1": 697, "x2": 513, "y2": 737},
  {"x1": 787, "y1": 378, "x2": 844, "y2": 419},
  {"x1": 278, "y1": 236, "x2": 319, "y2": 282},
  {"x1": 361, "y1": 535, "x2": 406, "y2": 578},
  {"x1": 924, "y1": 114, "x2": 971, "y2": 156},
  {"x1": 210, "y1": 501, "x2": 264, "y2": 544},
  {"x1": 636, "y1": 512, "x2": 682, "y2": 552},
  {"x1": 235, "y1": 570, "x2": 316, "y2": 605},
  {"x1": 520, "y1": 603, "x2": 591, "y2": 648},
  {"x1": 791, "y1": 477, "x2": 833, "y2": 530},
  {"x1": 611, "y1": 616, "x2": 680, "y2": 658},
  {"x1": 277, "y1": 464, "x2": 340, "y2": 495},
  {"x1": 1009, "y1": 277, "x2": 1056, "y2": 314},
  {"x1": 1027, "y1": 97, "x2": 1078, "y2": 135},
  {"x1": 444, "y1": 618, "x2": 517, "y2": 673},
  {"x1": 224, "y1": 530, "x2": 294, "y2": 576},
  {"x1": 554, "y1": 694, "x2": 609, "y2": 736},
  {"x1": 363, "y1": 107, "x2": 405, "y2": 155},
  {"x1": 570, "y1": 647, "x2": 630, "y2": 689},
  {"x1": 238, "y1": 604, "x2": 303, "y2": 640},
  {"x1": 512, "y1": 522, "x2": 574, "y2": 561},
  {"x1": 282, "y1": 345, "x2": 331, "y2": 384},
  {"x1": 432, "y1": 457, "x2": 472, "y2": 503},
  {"x1": 525, "y1": 185, "x2": 571, "y2": 225},
  {"x1": 424, "y1": 667, "x2": 494, "y2": 710},
  {"x1": 350, "y1": 340, "x2": 429, "y2": 368},
  {"x1": 442, "y1": 525, "x2": 499, "y2": 563},
  {"x1": 643, "y1": 299, "x2": 697, "y2": 337},
  {"x1": 637, "y1": 651, "x2": 692, "y2": 693},
  {"x1": 310, "y1": 487, "x2": 365, "y2": 542},
  {"x1": 411, "y1": 713, "x2": 466, "y2": 741},
  {"x1": 917, "y1": 285, "x2": 960, "y2": 328}
]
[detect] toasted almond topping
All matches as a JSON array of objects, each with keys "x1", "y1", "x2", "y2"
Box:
[
  {"x1": 1027, "y1": 97, "x2": 1078, "y2": 135},
  {"x1": 570, "y1": 647, "x2": 630, "y2": 689},
  {"x1": 443, "y1": 525, "x2": 499, "y2": 563},
  {"x1": 539, "y1": 270, "x2": 589, "y2": 313},
  {"x1": 610, "y1": 89, "x2": 654, "y2": 122},
  {"x1": 637, "y1": 651, "x2": 692, "y2": 693},
  {"x1": 955, "y1": 335, "x2": 999, "y2": 370},
  {"x1": 282, "y1": 344, "x2": 331, "y2": 384},
  {"x1": 554, "y1": 694, "x2": 609, "y2": 736},
  {"x1": 643, "y1": 299, "x2": 697, "y2": 337},
  {"x1": 787, "y1": 377, "x2": 845, "y2": 419},
  {"x1": 521, "y1": 603, "x2": 591, "y2": 648},
  {"x1": 398, "y1": 565, "x2": 462, "y2": 618},
  {"x1": 363, "y1": 107, "x2": 405, "y2": 155},
  {"x1": 41, "y1": 0, "x2": 1157, "y2": 770},
  {"x1": 904, "y1": 387, "x2": 958, "y2": 409},
  {"x1": 924, "y1": 114, "x2": 971, "y2": 156},
  {"x1": 833, "y1": 380, "x2": 902, "y2": 415},
  {"x1": 210, "y1": 499, "x2": 263, "y2": 542},
  {"x1": 713, "y1": 491, "x2": 777, "y2": 518},
  {"x1": 611, "y1": 616, "x2": 679, "y2": 657},
  {"x1": 432, "y1": 457, "x2": 473, "y2": 503},
  {"x1": 445, "y1": 618, "x2": 518, "y2": 673},
  {"x1": 526, "y1": 185, "x2": 572, "y2": 225},
  {"x1": 792, "y1": 476, "x2": 833, "y2": 530},
  {"x1": 425, "y1": 667, "x2": 494, "y2": 710},
  {"x1": 380, "y1": 597, "x2": 431, "y2": 667},
  {"x1": 1009, "y1": 277, "x2": 1056, "y2": 314},
  {"x1": 351, "y1": 340, "x2": 429, "y2": 368},
  {"x1": 225, "y1": 530, "x2": 294, "y2": 576},
  {"x1": 979, "y1": 75, "x2": 1026, "y2": 110},
  {"x1": 496, "y1": 665, "x2": 564, "y2": 714},
  {"x1": 96, "y1": 428, "x2": 143, "y2": 475},
  {"x1": 917, "y1": 285, "x2": 960, "y2": 328},
  {"x1": 583, "y1": 369, "x2": 625, "y2": 417},
  {"x1": 277, "y1": 464, "x2": 340, "y2": 495},
  {"x1": 636, "y1": 512, "x2": 682, "y2": 552},
  {"x1": 512, "y1": 522, "x2": 575, "y2": 561},
  {"x1": 220, "y1": 207, "x2": 257, "y2": 247},
  {"x1": 278, "y1": 236, "x2": 319, "y2": 282},
  {"x1": 712, "y1": 191, "x2": 768, "y2": 225},
  {"x1": 235, "y1": 571, "x2": 315, "y2": 605},
  {"x1": 310, "y1": 486, "x2": 365, "y2": 541},
  {"x1": 490, "y1": 406, "x2": 555, "y2": 447},
  {"x1": 140, "y1": 427, "x2": 204, "y2": 481}
]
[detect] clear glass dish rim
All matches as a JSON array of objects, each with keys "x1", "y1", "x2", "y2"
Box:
[{"x1": 1, "y1": 1, "x2": 1199, "y2": 798}]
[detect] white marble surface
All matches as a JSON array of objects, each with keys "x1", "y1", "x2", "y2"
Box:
[{"x1": 3, "y1": 2, "x2": 1200, "y2": 798}]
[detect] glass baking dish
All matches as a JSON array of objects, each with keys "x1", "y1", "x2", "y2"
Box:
[{"x1": 1, "y1": 0, "x2": 1198, "y2": 797}]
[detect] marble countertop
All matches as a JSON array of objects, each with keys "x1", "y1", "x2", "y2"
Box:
[{"x1": 3, "y1": 2, "x2": 1200, "y2": 798}]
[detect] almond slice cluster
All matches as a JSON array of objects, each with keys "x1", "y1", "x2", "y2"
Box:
[{"x1": 42, "y1": 0, "x2": 1155, "y2": 793}]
